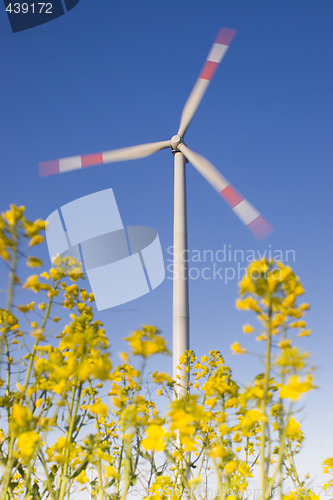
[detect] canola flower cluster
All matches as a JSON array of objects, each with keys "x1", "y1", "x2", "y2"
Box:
[{"x1": 0, "y1": 205, "x2": 332, "y2": 500}]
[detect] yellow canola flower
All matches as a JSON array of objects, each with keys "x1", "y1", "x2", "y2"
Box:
[
  {"x1": 23, "y1": 275, "x2": 51, "y2": 293},
  {"x1": 17, "y1": 431, "x2": 39, "y2": 458},
  {"x1": 286, "y1": 417, "x2": 303, "y2": 441},
  {"x1": 180, "y1": 435, "x2": 197, "y2": 452},
  {"x1": 205, "y1": 397, "x2": 217, "y2": 407},
  {"x1": 210, "y1": 445, "x2": 229, "y2": 458},
  {"x1": 240, "y1": 409, "x2": 267, "y2": 430},
  {"x1": 2, "y1": 205, "x2": 25, "y2": 226},
  {"x1": 50, "y1": 267, "x2": 61, "y2": 280},
  {"x1": 105, "y1": 465, "x2": 118, "y2": 479},
  {"x1": 29, "y1": 235, "x2": 44, "y2": 247},
  {"x1": 216, "y1": 423, "x2": 229, "y2": 436},
  {"x1": 282, "y1": 294, "x2": 296, "y2": 308},
  {"x1": 202, "y1": 374, "x2": 233, "y2": 398},
  {"x1": 16, "y1": 302, "x2": 35, "y2": 313},
  {"x1": 152, "y1": 371, "x2": 172, "y2": 384},
  {"x1": 279, "y1": 339, "x2": 292, "y2": 348},
  {"x1": 2, "y1": 210, "x2": 16, "y2": 226},
  {"x1": 224, "y1": 460, "x2": 238, "y2": 474},
  {"x1": 272, "y1": 313, "x2": 286, "y2": 329},
  {"x1": 78, "y1": 355, "x2": 111, "y2": 382},
  {"x1": 231, "y1": 342, "x2": 246, "y2": 355},
  {"x1": 295, "y1": 284, "x2": 304, "y2": 296},
  {"x1": 112, "y1": 397, "x2": 122, "y2": 409},
  {"x1": 125, "y1": 328, "x2": 169, "y2": 357},
  {"x1": 236, "y1": 297, "x2": 261, "y2": 313},
  {"x1": 256, "y1": 333, "x2": 267, "y2": 342},
  {"x1": 275, "y1": 347, "x2": 308, "y2": 370},
  {"x1": 76, "y1": 470, "x2": 89, "y2": 484},
  {"x1": 279, "y1": 375, "x2": 314, "y2": 401},
  {"x1": 298, "y1": 329, "x2": 311, "y2": 337},
  {"x1": 290, "y1": 320, "x2": 306, "y2": 328},
  {"x1": 238, "y1": 462, "x2": 253, "y2": 478},
  {"x1": 248, "y1": 259, "x2": 268, "y2": 275},
  {"x1": 52, "y1": 380, "x2": 68, "y2": 395},
  {"x1": 308, "y1": 493, "x2": 320, "y2": 500},
  {"x1": 323, "y1": 457, "x2": 333, "y2": 474},
  {"x1": 12, "y1": 404, "x2": 32, "y2": 428},
  {"x1": 232, "y1": 432, "x2": 242, "y2": 443},
  {"x1": 277, "y1": 263, "x2": 292, "y2": 281},
  {"x1": 119, "y1": 352, "x2": 129, "y2": 363},
  {"x1": 170, "y1": 409, "x2": 194, "y2": 434},
  {"x1": 239, "y1": 275, "x2": 255, "y2": 294},
  {"x1": 0, "y1": 247, "x2": 10, "y2": 261},
  {"x1": 27, "y1": 256, "x2": 43, "y2": 268},
  {"x1": 24, "y1": 218, "x2": 45, "y2": 236},
  {"x1": 142, "y1": 424, "x2": 166, "y2": 452},
  {"x1": 46, "y1": 436, "x2": 71, "y2": 465},
  {"x1": 86, "y1": 402, "x2": 108, "y2": 417},
  {"x1": 23, "y1": 275, "x2": 39, "y2": 292},
  {"x1": 242, "y1": 324, "x2": 254, "y2": 334},
  {"x1": 283, "y1": 492, "x2": 319, "y2": 500}
]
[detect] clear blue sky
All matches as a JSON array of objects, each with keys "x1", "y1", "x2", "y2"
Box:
[{"x1": 1, "y1": 0, "x2": 332, "y2": 487}]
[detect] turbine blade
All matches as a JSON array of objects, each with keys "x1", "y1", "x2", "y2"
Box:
[
  {"x1": 39, "y1": 140, "x2": 171, "y2": 177},
  {"x1": 177, "y1": 28, "x2": 236, "y2": 137},
  {"x1": 178, "y1": 143, "x2": 273, "y2": 240}
]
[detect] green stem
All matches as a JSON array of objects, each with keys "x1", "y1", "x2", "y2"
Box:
[
  {"x1": 91, "y1": 384, "x2": 104, "y2": 500},
  {"x1": 286, "y1": 442, "x2": 302, "y2": 489},
  {"x1": 120, "y1": 435, "x2": 134, "y2": 500},
  {"x1": 264, "y1": 424, "x2": 289, "y2": 499},
  {"x1": 5, "y1": 227, "x2": 18, "y2": 313},
  {"x1": 279, "y1": 322, "x2": 287, "y2": 499},
  {"x1": 4, "y1": 227, "x2": 18, "y2": 403},
  {"x1": 38, "y1": 449, "x2": 57, "y2": 500},
  {"x1": 116, "y1": 439, "x2": 125, "y2": 497},
  {"x1": 259, "y1": 295, "x2": 272, "y2": 498},
  {"x1": 20, "y1": 280, "x2": 59, "y2": 401},
  {"x1": 58, "y1": 381, "x2": 82, "y2": 500},
  {"x1": 0, "y1": 228, "x2": 18, "y2": 500}
]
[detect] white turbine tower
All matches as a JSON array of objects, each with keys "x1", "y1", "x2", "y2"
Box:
[{"x1": 40, "y1": 28, "x2": 273, "y2": 398}]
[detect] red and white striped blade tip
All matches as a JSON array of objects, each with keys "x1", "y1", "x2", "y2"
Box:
[
  {"x1": 178, "y1": 27, "x2": 237, "y2": 137},
  {"x1": 199, "y1": 27, "x2": 236, "y2": 81},
  {"x1": 177, "y1": 143, "x2": 273, "y2": 240},
  {"x1": 247, "y1": 215, "x2": 273, "y2": 241},
  {"x1": 220, "y1": 184, "x2": 273, "y2": 240},
  {"x1": 39, "y1": 153, "x2": 104, "y2": 177},
  {"x1": 39, "y1": 141, "x2": 171, "y2": 177}
]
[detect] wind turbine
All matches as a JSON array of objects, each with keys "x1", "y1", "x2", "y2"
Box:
[{"x1": 39, "y1": 28, "x2": 273, "y2": 397}]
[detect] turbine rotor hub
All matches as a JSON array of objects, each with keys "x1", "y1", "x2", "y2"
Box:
[{"x1": 170, "y1": 134, "x2": 183, "y2": 151}]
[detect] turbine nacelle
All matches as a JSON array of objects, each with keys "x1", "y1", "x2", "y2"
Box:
[{"x1": 170, "y1": 134, "x2": 184, "y2": 152}]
